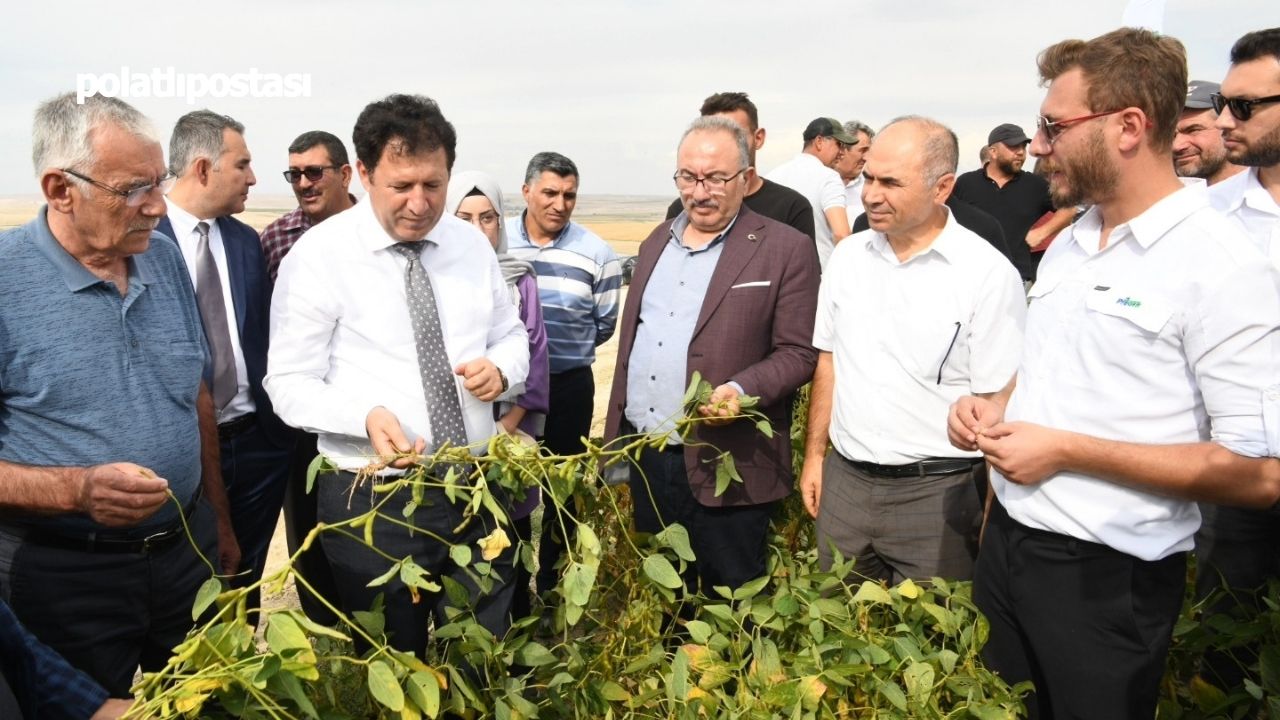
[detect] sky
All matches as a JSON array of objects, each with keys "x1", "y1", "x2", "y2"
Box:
[{"x1": 1, "y1": 0, "x2": 1275, "y2": 200}]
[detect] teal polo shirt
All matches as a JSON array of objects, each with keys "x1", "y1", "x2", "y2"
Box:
[{"x1": 0, "y1": 208, "x2": 207, "y2": 534}]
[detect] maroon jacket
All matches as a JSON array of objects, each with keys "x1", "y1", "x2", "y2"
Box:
[{"x1": 604, "y1": 207, "x2": 820, "y2": 507}]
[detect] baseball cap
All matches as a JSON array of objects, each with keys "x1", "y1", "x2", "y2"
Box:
[
  {"x1": 988, "y1": 123, "x2": 1031, "y2": 146},
  {"x1": 1185, "y1": 80, "x2": 1219, "y2": 110},
  {"x1": 803, "y1": 117, "x2": 859, "y2": 145}
]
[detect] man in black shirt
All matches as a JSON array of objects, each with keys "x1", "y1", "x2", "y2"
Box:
[
  {"x1": 952, "y1": 123, "x2": 1075, "y2": 282},
  {"x1": 665, "y1": 92, "x2": 814, "y2": 240}
]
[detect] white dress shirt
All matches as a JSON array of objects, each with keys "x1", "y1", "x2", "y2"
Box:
[
  {"x1": 814, "y1": 210, "x2": 1026, "y2": 464},
  {"x1": 997, "y1": 184, "x2": 1280, "y2": 561},
  {"x1": 165, "y1": 201, "x2": 254, "y2": 421},
  {"x1": 1209, "y1": 166, "x2": 1280, "y2": 266},
  {"x1": 766, "y1": 153, "x2": 847, "y2": 268},
  {"x1": 265, "y1": 198, "x2": 529, "y2": 471},
  {"x1": 844, "y1": 175, "x2": 865, "y2": 225}
]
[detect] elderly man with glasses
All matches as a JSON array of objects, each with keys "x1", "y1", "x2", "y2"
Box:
[
  {"x1": 604, "y1": 115, "x2": 820, "y2": 596},
  {"x1": 0, "y1": 92, "x2": 232, "y2": 697}
]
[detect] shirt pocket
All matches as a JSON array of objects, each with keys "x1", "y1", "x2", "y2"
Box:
[
  {"x1": 896, "y1": 316, "x2": 968, "y2": 382},
  {"x1": 147, "y1": 339, "x2": 205, "y2": 405},
  {"x1": 1083, "y1": 287, "x2": 1174, "y2": 335}
]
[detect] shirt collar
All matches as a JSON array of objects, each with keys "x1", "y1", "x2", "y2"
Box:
[
  {"x1": 164, "y1": 199, "x2": 211, "y2": 239},
  {"x1": 1235, "y1": 168, "x2": 1280, "y2": 217},
  {"x1": 285, "y1": 193, "x2": 359, "y2": 231},
  {"x1": 516, "y1": 210, "x2": 570, "y2": 246},
  {"x1": 668, "y1": 211, "x2": 739, "y2": 252},
  {"x1": 1068, "y1": 183, "x2": 1208, "y2": 254},
  {"x1": 863, "y1": 206, "x2": 964, "y2": 264},
  {"x1": 30, "y1": 206, "x2": 155, "y2": 292},
  {"x1": 354, "y1": 195, "x2": 442, "y2": 254}
]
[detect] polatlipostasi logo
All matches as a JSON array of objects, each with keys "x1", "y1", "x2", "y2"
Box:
[{"x1": 76, "y1": 67, "x2": 311, "y2": 105}]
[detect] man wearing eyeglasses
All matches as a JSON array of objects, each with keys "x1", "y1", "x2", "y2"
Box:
[
  {"x1": 801, "y1": 116, "x2": 1025, "y2": 585},
  {"x1": 765, "y1": 117, "x2": 856, "y2": 269},
  {"x1": 160, "y1": 110, "x2": 291, "y2": 619},
  {"x1": 605, "y1": 116, "x2": 820, "y2": 594},
  {"x1": 1173, "y1": 80, "x2": 1243, "y2": 186},
  {"x1": 953, "y1": 124, "x2": 1075, "y2": 285},
  {"x1": 0, "y1": 93, "x2": 232, "y2": 697},
  {"x1": 948, "y1": 28, "x2": 1280, "y2": 719},
  {"x1": 261, "y1": 131, "x2": 358, "y2": 282},
  {"x1": 1211, "y1": 28, "x2": 1280, "y2": 265},
  {"x1": 259, "y1": 130, "x2": 357, "y2": 625}
]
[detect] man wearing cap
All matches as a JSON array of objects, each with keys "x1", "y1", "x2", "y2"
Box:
[
  {"x1": 766, "y1": 117, "x2": 857, "y2": 268},
  {"x1": 953, "y1": 123, "x2": 1075, "y2": 284},
  {"x1": 1174, "y1": 80, "x2": 1244, "y2": 186}
]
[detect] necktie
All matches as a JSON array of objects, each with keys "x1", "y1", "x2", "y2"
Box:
[
  {"x1": 391, "y1": 241, "x2": 469, "y2": 452},
  {"x1": 194, "y1": 221, "x2": 237, "y2": 411}
]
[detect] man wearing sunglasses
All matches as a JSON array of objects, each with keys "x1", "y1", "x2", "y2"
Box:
[
  {"x1": 261, "y1": 131, "x2": 357, "y2": 282},
  {"x1": 161, "y1": 110, "x2": 291, "y2": 620},
  {"x1": 948, "y1": 28, "x2": 1280, "y2": 719},
  {"x1": 0, "y1": 93, "x2": 232, "y2": 698}
]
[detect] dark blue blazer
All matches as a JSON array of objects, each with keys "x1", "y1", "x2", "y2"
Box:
[{"x1": 157, "y1": 215, "x2": 289, "y2": 447}]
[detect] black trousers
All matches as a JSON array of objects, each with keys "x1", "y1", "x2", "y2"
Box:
[
  {"x1": 974, "y1": 499, "x2": 1185, "y2": 720},
  {"x1": 630, "y1": 446, "x2": 775, "y2": 593},
  {"x1": 219, "y1": 416, "x2": 292, "y2": 616},
  {"x1": 0, "y1": 501, "x2": 219, "y2": 696},
  {"x1": 282, "y1": 429, "x2": 341, "y2": 625},
  {"x1": 537, "y1": 365, "x2": 595, "y2": 597},
  {"x1": 318, "y1": 472, "x2": 514, "y2": 658}
]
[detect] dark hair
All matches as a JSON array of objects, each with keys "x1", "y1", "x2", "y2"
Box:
[
  {"x1": 1037, "y1": 28, "x2": 1186, "y2": 152},
  {"x1": 288, "y1": 130, "x2": 349, "y2": 166},
  {"x1": 352, "y1": 94, "x2": 456, "y2": 174},
  {"x1": 1230, "y1": 28, "x2": 1280, "y2": 65},
  {"x1": 523, "y1": 151, "x2": 578, "y2": 186},
  {"x1": 700, "y1": 92, "x2": 759, "y2": 131}
]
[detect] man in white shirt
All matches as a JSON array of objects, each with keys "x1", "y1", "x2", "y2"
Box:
[
  {"x1": 1197, "y1": 28, "x2": 1280, "y2": 690},
  {"x1": 265, "y1": 94, "x2": 529, "y2": 657},
  {"x1": 835, "y1": 120, "x2": 873, "y2": 222},
  {"x1": 766, "y1": 117, "x2": 856, "y2": 267},
  {"x1": 801, "y1": 116, "x2": 1025, "y2": 583},
  {"x1": 162, "y1": 110, "x2": 292, "y2": 613},
  {"x1": 948, "y1": 28, "x2": 1280, "y2": 720}
]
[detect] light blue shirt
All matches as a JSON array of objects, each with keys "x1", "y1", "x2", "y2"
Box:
[
  {"x1": 0, "y1": 208, "x2": 207, "y2": 533},
  {"x1": 625, "y1": 213, "x2": 736, "y2": 439}
]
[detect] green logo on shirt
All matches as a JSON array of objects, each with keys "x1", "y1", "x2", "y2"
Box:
[{"x1": 1116, "y1": 297, "x2": 1142, "y2": 308}]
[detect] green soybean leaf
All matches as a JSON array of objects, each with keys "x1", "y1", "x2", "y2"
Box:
[
  {"x1": 643, "y1": 555, "x2": 683, "y2": 589},
  {"x1": 191, "y1": 576, "x2": 222, "y2": 621},
  {"x1": 367, "y1": 659, "x2": 405, "y2": 711},
  {"x1": 405, "y1": 670, "x2": 441, "y2": 718}
]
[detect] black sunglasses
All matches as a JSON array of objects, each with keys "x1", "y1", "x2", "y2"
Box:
[
  {"x1": 282, "y1": 165, "x2": 339, "y2": 183},
  {"x1": 1210, "y1": 92, "x2": 1280, "y2": 122}
]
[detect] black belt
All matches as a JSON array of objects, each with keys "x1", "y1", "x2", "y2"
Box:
[
  {"x1": 660, "y1": 444, "x2": 685, "y2": 455},
  {"x1": 844, "y1": 455, "x2": 981, "y2": 478},
  {"x1": 218, "y1": 412, "x2": 257, "y2": 439},
  {"x1": 13, "y1": 494, "x2": 202, "y2": 555}
]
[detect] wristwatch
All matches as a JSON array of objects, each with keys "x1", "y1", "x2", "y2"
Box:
[{"x1": 498, "y1": 367, "x2": 509, "y2": 394}]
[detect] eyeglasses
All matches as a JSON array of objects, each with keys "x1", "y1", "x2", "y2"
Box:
[
  {"x1": 62, "y1": 168, "x2": 175, "y2": 207},
  {"x1": 1035, "y1": 109, "x2": 1124, "y2": 146},
  {"x1": 457, "y1": 210, "x2": 500, "y2": 228},
  {"x1": 673, "y1": 168, "x2": 747, "y2": 193},
  {"x1": 282, "y1": 165, "x2": 339, "y2": 183},
  {"x1": 1210, "y1": 92, "x2": 1280, "y2": 122}
]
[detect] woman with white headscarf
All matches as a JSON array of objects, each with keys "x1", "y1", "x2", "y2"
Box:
[{"x1": 446, "y1": 170, "x2": 550, "y2": 620}]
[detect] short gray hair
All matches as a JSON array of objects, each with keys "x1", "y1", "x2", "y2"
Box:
[
  {"x1": 523, "y1": 151, "x2": 579, "y2": 186},
  {"x1": 679, "y1": 115, "x2": 750, "y2": 169},
  {"x1": 169, "y1": 110, "x2": 245, "y2": 176},
  {"x1": 843, "y1": 120, "x2": 875, "y2": 141},
  {"x1": 882, "y1": 115, "x2": 958, "y2": 186},
  {"x1": 31, "y1": 92, "x2": 157, "y2": 179}
]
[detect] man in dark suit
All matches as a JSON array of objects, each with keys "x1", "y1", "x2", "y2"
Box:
[
  {"x1": 161, "y1": 110, "x2": 292, "y2": 613},
  {"x1": 605, "y1": 116, "x2": 820, "y2": 592}
]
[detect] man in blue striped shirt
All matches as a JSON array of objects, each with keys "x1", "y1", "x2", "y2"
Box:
[{"x1": 505, "y1": 151, "x2": 621, "y2": 599}]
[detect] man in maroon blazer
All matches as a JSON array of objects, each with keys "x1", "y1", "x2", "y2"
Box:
[{"x1": 605, "y1": 116, "x2": 820, "y2": 592}]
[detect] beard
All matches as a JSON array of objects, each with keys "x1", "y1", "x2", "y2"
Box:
[
  {"x1": 1044, "y1": 128, "x2": 1118, "y2": 208},
  {"x1": 1226, "y1": 121, "x2": 1280, "y2": 167},
  {"x1": 1174, "y1": 146, "x2": 1229, "y2": 180},
  {"x1": 995, "y1": 155, "x2": 1022, "y2": 175}
]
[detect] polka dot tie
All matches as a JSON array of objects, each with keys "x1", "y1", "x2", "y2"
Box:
[{"x1": 392, "y1": 241, "x2": 469, "y2": 452}]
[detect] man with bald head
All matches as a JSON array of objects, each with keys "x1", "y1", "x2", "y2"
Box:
[
  {"x1": 606, "y1": 116, "x2": 820, "y2": 592},
  {"x1": 801, "y1": 116, "x2": 1026, "y2": 583},
  {"x1": 1173, "y1": 80, "x2": 1243, "y2": 185}
]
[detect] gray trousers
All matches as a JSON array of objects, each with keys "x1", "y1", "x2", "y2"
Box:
[{"x1": 815, "y1": 452, "x2": 982, "y2": 583}]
